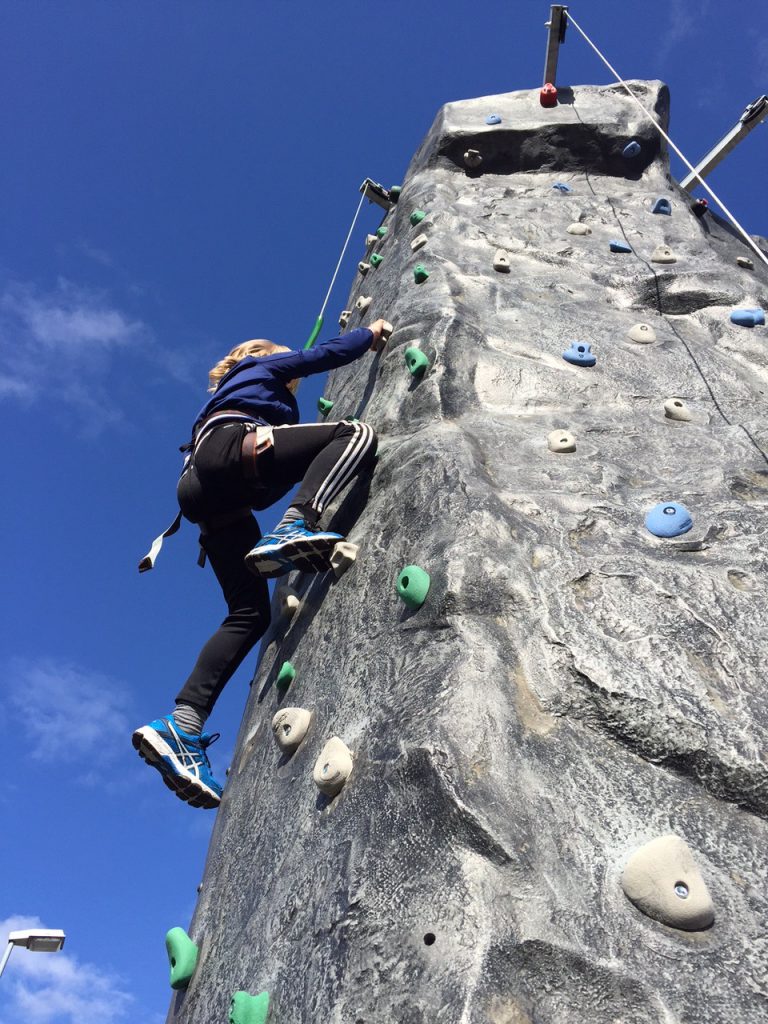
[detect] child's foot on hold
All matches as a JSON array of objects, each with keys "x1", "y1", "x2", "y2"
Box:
[
  {"x1": 132, "y1": 715, "x2": 223, "y2": 809},
  {"x1": 244, "y1": 520, "x2": 344, "y2": 577}
]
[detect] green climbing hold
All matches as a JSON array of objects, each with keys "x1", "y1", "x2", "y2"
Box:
[
  {"x1": 318, "y1": 397, "x2": 334, "y2": 416},
  {"x1": 389, "y1": 185, "x2": 401, "y2": 202},
  {"x1": 396, "y1": 565, "x2": 430, "y2": 610},
  {"x1": 229, "y1": 991, "x2": 270, "y2": 1024},
  {"x1": 376, "y1": 226, "x2": 388, "y2": 238},
  {"x1": 165, "y1": 928, "x2": 198, "y2": 991},
  {"x1": 370, "y1": 253, "x2": 383, "y2": 267},
  {"x1": 409, "y1": 210, "x2": 426, "y2": 226},
  {"x1": 413, "y1": 264, "x2": 429, "y2": 284},
  {"x1": 276, "y1": 661, "x2": 296, "y2": 691},
  {"x1": 404, "y1": 347, "x2": 429, "y2": 378}
]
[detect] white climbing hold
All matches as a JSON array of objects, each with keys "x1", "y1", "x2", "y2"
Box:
[
  {"x1": 330, "y1": 541, "x2": 359, "y2": 578},
  {"x1": 358, "y1": 262, "x2": 371, "y2": 275},
  {"x1": 627, "y1": 323, "x2": 657, "y2": 344},
  {"x1": 547, "y1": 429, "x2": 576, "y2": 453},
  {"x1": 493, "y1": 249, "x2": 511, "y2": 272},
  {"x1": 463, "y1": 149, "x2": 483, "y2": 169},
  {"x1": 621, "y1": 835, "x2": 715, "y2": 931},
  {"x1": 411, "y1": 234, "x2": 428, "y2": 252},
  {"x1": 339, "y1": 310, "x2": 351, "y2": 329},
  {"x1": 651, "y1": 245, "x2": 677, "y2": 264},
  {"x1": 736, "y1": 256, "x2": 754, "y2": 270},
  {"x1": 355, "y1": 296, "x2": 372, "y2": 313},
  {"x1": 664, "y1": 397, "x2": 692, "y2": 422},
  {"x1": 313, "y1": 737, "x2": 353, "y2": 796},
  {"x1": 371, "y1": 320, "x2": 393, "y2": 352},
  {"x1": 271, "y1": 707, "x2": 313, "y2": 754},
  {"x1": 276, "y1": 586, "x2": 300, "y2": 618},
  {"x1": 365, "y1": 234, "x2": 377, "y2": 248},
  {"x1": 567, "y1": 223, "x2": 592, "y2": 235}
]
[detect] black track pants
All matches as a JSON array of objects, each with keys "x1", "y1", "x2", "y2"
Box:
[{"x1": 174, "y1": 419, "x2": 377, "y2": 716}]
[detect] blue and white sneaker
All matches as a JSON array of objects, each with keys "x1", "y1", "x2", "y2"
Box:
[
  {"x1": 244, "y1": 520, "x2": 344, "y2": 577},
  {"x1": 132, "y1": 715, "x2": 223, "y2": 809}
]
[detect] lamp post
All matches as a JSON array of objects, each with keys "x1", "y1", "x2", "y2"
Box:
[{"x1": 0, "y1": 929, "x2": 66, "y2": 978}]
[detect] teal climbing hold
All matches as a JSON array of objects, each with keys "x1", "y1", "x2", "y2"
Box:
[
  {"x1": 389, "y1": 185, "x2": 401, "y2": 202},
  {"x1": 552, "y1": 182, "x2": 572, "y2": 193},
  {"x1": 622, "y1": 140, "x2": 641, "y2": 158},
  {"x1": 276, "y1": 661, "x2": 296, "y2": 691},
  {"x1": 485, "y1": 113, "x2": 502, "y2": 125},
  {"x1": 396, "y1": 565, "x2": 430, "y2": 610},
  {"x1": 610, "y1": 240, "x2": 632, "y2": 253},
  {"x1": 562, "y1": 342, "x2": 596, "y2": 367},
  {"x1": 730, "y1": 308, "x2": 765, "y2": 327},
  {"x1": 645, "y1": 502, "x2": 693, "y2": 538},
  {"x1": 318, "y1": 397, "x2": 335, "y2": 416},
  {"x1": 376, "y1": 226, "x2": 388, "y2": 238},
  {"x1": 370, "y1": 253, "x2": 383, "y2": 267},
  {"x1": 165, "y1": 928, "x2": 198, "y2": 991},
  {"x1": 410, "y1": 210, "x2": 426, "y2": 226},
  {"x1": 413, "y1": 264, "x2": 429, "y2": 284},
  {"x1": 229, "y1": 991, "x2": 270, "y2": 1024},
  {"x1": 404, "y1": 347, "x2": 429, "y2": 378},
  {"x1": 651, "y1": 198, "x2": 671, "y2": 215}
]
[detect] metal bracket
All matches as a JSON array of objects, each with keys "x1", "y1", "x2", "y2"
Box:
[
  {"x1": 543, "y1": 5, "x2": 568, "y2": 87},
  {"x1": 680, "y1": 94, "x2": 767, "y2": 192},
  {"x1": 359, "y1": 178, "x2": 393, "y2": 210}
]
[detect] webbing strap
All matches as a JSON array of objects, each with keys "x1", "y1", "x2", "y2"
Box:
[{"x1": 138, "y1": 511, "x2": 183, "y2": 573}]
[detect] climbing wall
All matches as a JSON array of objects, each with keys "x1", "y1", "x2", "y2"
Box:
[{"x1": 167, "y1": 81, "x2": 768, "y2": 1024}]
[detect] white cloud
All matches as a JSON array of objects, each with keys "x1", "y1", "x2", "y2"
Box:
[
  {"x1": 7, "y1": 658, "x2": 130, "y2": 763},
  {"x1": 0, "y1": 915, "x2": 133, "y2": 1024},
  {"x1": 657, "y1": 0, "x2": 711, "y2": 66}
]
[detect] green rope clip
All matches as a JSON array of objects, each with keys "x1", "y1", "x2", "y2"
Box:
[
  {"x1": 165, "y1": 928, "x2": 199, "y2": 991},
  {"x1": 396, "y1": 565, "x2": 431, "y2": 610},
  {"x1": 413, "y1": 264, "x2": 430, "y2": 284},
  {"x1": 404, "y1": 347, "x2": 429, "y2": 378},
  {"x1": 376, "y1": 226, "x2": 388, "y2": 238},
  {"x1": 276, "y1": 661, "x2": 296, "y2": 691},
  {"x1": 410, "y1": 210, "x2": 426, "y2": 226},
  {"x1": 370, "y1": 253, "x2": 383, "y2": 268},
  {"x1": 229, "y1": 991, "x2": 270, "y2": 1024},
  {"x1": 389, "y1": 185, "x2": 402, "y2": 202},
  {"x1": 318, "y1": 397, "x2": 335, "y2": 416}
]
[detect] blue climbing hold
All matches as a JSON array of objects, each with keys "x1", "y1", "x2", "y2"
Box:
[
  {"x1": 730, "y1": 308, "x2": 765, "y2": 327},
  {"x1": 610, "y1": 240, "x2": 633, "y2": 253},
  {"x1": 651, "y1": 198, "x2": 672, "y2": 215},
  {"x1": 622, "y1": 140, "x2": 641, "y2": 158},
  {"x1": 562, "y1": 342, "x2": 596, "y2": 367},
  {"x1": 552, "y1": 182, "x2": 572, "y2": 193},
  {"x1": 485, "y1": 113, "x2": 502, "y2": 125},
  {"x1": 645, "y1": 502, "x2": 693, "y2": 538}
]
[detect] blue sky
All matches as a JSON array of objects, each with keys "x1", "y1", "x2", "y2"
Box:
[{"x1": 1, "y1": 1, "x2": 765, "y2": 1020}]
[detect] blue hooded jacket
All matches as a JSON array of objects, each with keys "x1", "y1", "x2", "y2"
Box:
[{"x1": 192, "y1": 328, "x2": 373, "y2": 434}]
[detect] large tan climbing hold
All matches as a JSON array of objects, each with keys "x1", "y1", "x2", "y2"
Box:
[
  {"x1": 358, "y1": 261, "x2": 371, "y2": 276},
  {"x1": 411, "y1": 234, "x2": 428, "y2": 252},
  {"x1": 313, "y1": 737, "x2": 353, "y2": 796},
  {"x1": 628, "y1": 323, "x2": 657, "y2": 344},
  {"x1": 339, "y1": 310, "x2": 351, "y2": 329},
  {"x1": 493, "y1": 250, "x2": 511, "y2": 272},
  {"x1": 621, "y1": 835, "x2": 714, "y2": 931},
  {"x1": 567, "y1": 223, "x2": 592, "y2": 235},
  {"x1": 276, "y1": 586, "x2": 300, "y2": 618},
  {"x1": 664, "y1": 397, "x2": 692, "y2": 422},
  {"x1": 355, "y1": 295, "x2": 372, "y2": 313},
  {"x1": 651, "y1": 245, "x2": 677, "y2": 264},
  {"x1": 547, "y1": 429, "x2": 576, "y2": 453},
  {"x1": 330, "y1": 541, "x2": 358, "y2": 578},
  {"x1": 736, "y1": 255, "x2": 754, "y2": 270},
  {"x1": 365, "y1": 233, "x2": 377, "y2": 248},
  {"x1": 371, "y1": 321, "x2": 393, "y2": 352},
  {"x1": 271, "y1": 707, "x2": 313, "y2": 753}
]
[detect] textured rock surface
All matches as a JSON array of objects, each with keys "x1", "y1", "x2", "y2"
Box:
[{"x1": 168, "y1": 83, "x2": 768, "y2": 1024}]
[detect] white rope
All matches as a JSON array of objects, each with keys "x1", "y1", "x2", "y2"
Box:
[
  {"x1": 564, "y1": 9, "x2": 768, "y2": 270},
  {"x1": 318, "y1": 186, "x2": 369, "y2": 318}
]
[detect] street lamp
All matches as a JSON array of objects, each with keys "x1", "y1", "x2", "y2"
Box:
[{"x1": 0, "y1": 929, "x2": 66, "y2": 978}]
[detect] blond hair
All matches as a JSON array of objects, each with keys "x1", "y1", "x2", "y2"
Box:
[{"x1": 207, "y1": 339, "x2": 297, "y2": 393}]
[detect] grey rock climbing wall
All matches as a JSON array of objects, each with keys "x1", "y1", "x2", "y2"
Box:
[{"x1": 168, "y1": 82, "x2": 768, "y2": 1024}]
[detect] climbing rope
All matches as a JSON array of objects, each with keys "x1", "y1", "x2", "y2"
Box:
[
  {"x1": 304, "y1": 186, "x2": 370, "y2": 349},
  {"x1": 564, "y1": 10, "x2": 768, "y2": 270}
]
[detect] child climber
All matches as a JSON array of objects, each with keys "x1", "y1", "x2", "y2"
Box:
[{"x1": 132, "y1": 320, "x2": 386, "y2": 808}]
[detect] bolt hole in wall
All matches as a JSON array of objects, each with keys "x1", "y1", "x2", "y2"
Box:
[
  {"x1": 675, "y1": 882, "x2": 689, "y2": 899},
  {"x1": 423, "y1": 932, "x2": 436, "y2": 946}
]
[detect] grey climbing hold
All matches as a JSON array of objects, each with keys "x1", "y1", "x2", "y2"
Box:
[
  {"x1": 645, "y1": 502, "x2": 693, "y2": 538},
  {"x1": 196, "y1": 882, "x2": 202, "y2": 893},
  {"x1": 365, "y1": 234, "x2": 377, "y2": 248},
  {"x1": 404, "y1": 347, "x2": 430, "y2": 378},
  {"x1": 355, "y1": 295, "x2": 372, "y2": 313},
  {"x1": 358, "y1": 262, "x2": 371, "y2": 275},
  {"x1": 621, "y1": 835, "x2": 715, "y2": 931},
  {"x1": 651, "y1": 245, "x2": 677, "y2": 264},
  {"x1": 622, "y1": 140, "x2": 641, "y2": 158},
  {"x1": 730, "y1": 308, "x2": 765, "y2": 327},
  {"x1": 338, "y1": 310, "x2": 351, "y2": 329},
  {"x1": 271, "y1": 707, "x2": 312, "y2": 753},
  {"x1": 567, "y1": 223, "x2": 592, "y2": 235},
  {"x1": 485, "y1": 113, "x2": 502, "y2": 125},
  {"x1": 664, "y1": 398, "x2": 692, "y2": 422},
  {"x1": 229, "y1": 990, "x2": 270, "y2": 1024},
  {"x1": 651, "y1": 197, "x2": 672, "y2": 215},
  {"x1": 313, "y1": 736, "x2": 353, "y2": 797},
  {"x1": 610, "y1": 240, "x2": 633, "y2": 253},
  {"x1": 547, "y1": 430, "x2": 576, "y2": 453},
  {"x1": 411, "y1": 234, "x2": 428, "y2": 251},
  {"x1": 463, "y1": 149, "x2": 483, "y2": 169},
  {"x1": 330, "y1": 541, "x2": 358, "y2": 578},
  {"x1": 276, "y1": 585, "x2": 300, "y2": 618},
  {"x1": 562, "y1": 342, "x2": 596, "y2": 367},
  {"x1": 552, "y1": 182, "x2": 572, "y2": 193},
  {"x1": 627, "y1": 323, "x2": 657, "y2": 344},
  {"x1": 736, "y1": 256, "x2": 754, "y2": 270},
  {"x1": 493, "y1": 249, "x2": 511, "y2": 272},
  {"x1": 410, "y1": 210, "x2": 426, "y2": 226},
  {"x1": 370, "y1": 253, "x2": 383, "y2": 268}
]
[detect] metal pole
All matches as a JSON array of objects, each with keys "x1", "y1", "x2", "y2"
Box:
[
  {"x1": 680, "y1": 95, "x2": 767, "y2": 192},
  {"x1": 0, "y1": 942, "x2": 14, "y2": 979},
  {"x1": 543, "y1": 5, "x2": 568, "y2": 86}
]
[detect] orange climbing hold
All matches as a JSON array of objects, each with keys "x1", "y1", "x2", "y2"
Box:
[{"x1": 540, "y1": 83, "x2": 558, "y2": 108}]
